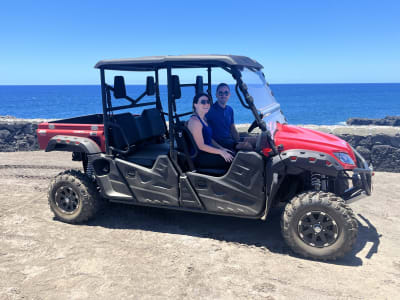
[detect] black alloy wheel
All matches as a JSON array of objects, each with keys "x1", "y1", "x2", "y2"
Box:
[
  {"x1": 297, "y1": 211, "x2": 339, "y2": 248},
  {"x1": 54, "y1": 186, "x2": 80, "y2": 214}
]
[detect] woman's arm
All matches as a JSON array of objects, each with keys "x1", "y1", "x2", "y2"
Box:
[
  {"x1": 187, "y1": 117, "x2": 233, "y2": 162},
  {"x1": 211, "y1": 139, "x2": 234, "y2": 154},
  {"x1": 211, "y1": 139, "x2": 224, "y2": 149},
  {"x1": 188, "y1": 118, "x2": 221, "y2": 155}
]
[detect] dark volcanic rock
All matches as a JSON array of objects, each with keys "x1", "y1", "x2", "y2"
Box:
[
  {"x1": 0, "y1": 129, "x2": 11, "y2": 140},
  {"x1": 355, "y1": 146, "x2": 371, "y2": 162},
  {"x1": 347, "y1": 116, "x2": 400, "y2": 126},
  {"x1": 371, "y1": 145, "x2": 400, "y2": 172},
  {"x1": 390, "y1": 135, "x2": 400, "y2": 148}
]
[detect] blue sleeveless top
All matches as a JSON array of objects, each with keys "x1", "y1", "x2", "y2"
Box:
[{"x1": 194, "y1": 115, "x2": 213, "y2": 146}]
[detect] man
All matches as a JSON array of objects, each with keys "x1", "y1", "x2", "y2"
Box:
[{"x1": 206, "y1": 83, "x2": 254, "y2": 151}]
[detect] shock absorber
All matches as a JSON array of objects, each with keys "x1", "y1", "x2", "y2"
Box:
[
  {"x1": 82, "y1": 153, "x2": 95, "y2": 178},
  {"x1": 311, "y1": 172, "x2": 322, "y2": 191},
  {"x1": 85, "y1": 155, "x2": 95, "y2": 178}
]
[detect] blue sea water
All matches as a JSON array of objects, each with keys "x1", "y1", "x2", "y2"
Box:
[{"x1": 0, "y1": 84, "x2": 399, "y2": 125}]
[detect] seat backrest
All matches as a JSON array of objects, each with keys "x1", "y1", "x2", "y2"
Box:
[
  {"x1": 110, "y1": 108, "x2": 167, "y2": 151},
  {"x1": 109, "y1": 113, "x2": 143, "y2": 149},
  {"x1": 195, "y1": 76, "x2": 204, "y2": 94},
  {"x1": 141, "y1": 108, "x2": 166, "y2": 139},
  {"x1": 175, "y1": 121, "x2": 198, "y2": 158}
]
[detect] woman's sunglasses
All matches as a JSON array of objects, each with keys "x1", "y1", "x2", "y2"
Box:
[
  {"x1": 218, "y1": 91, "x2": 229, "y2": 96},
  {"x1": 199, "y1": 99, "x2": 210, "y2": 105}
]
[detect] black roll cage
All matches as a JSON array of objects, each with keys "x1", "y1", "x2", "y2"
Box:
[{"x1": 99, "y1": 64, "x2": 276, "y2": 157}]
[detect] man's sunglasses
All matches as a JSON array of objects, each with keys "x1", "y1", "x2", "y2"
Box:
[
  {"x1": 199, "y1": 99, "x2": 210, "y2": 105},
  {"x1": 218, "y1": 91, "x2": 229, "y2": 96}
]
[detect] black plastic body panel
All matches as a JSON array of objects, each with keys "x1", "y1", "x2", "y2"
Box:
[
  {"x1": 115, "y1": 155, "x2": 179, "y2": 206},
  {"x1": 265, "y1": 155, "x2": 286, "y2": 210},
  {"x1": 187, "y1": 151, "x2": 265, "y2": 217},
  {"x1": 93, "y1": 154, "x2": 133, "y2": 201},
  {"x1": 179, "y1": 175, "x2": 203, "y2": 209},
  {"x1": 46, "y1": 135, "x2": 101, "y2": 154},
  {"x1": 91, "y1": 152, "x2": 272, "y2": 219}
]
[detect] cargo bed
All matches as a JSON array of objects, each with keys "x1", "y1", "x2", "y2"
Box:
[{"x1": 37, "y1": 114, "x2": 105, "y2": 151}]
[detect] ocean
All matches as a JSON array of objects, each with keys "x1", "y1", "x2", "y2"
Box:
[{"x1": 0, "y1": 84, "x2": 399, "y2": 125}]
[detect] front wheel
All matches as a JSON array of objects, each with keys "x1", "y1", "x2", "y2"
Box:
[
  {"x1": 48, "y1": 169, "x2": 101, "y2": 224},
  {"x1": 281, "y1": 191, "x2": 358, "y2": 260}
]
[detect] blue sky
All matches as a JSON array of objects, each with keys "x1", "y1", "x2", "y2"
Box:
[{"x1": 0, "y1": 0, "x2": 399, "y2": 84}]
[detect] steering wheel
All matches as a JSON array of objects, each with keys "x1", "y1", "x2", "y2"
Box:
[{"x1": 247, "y1": 120, "x2": 260, "y2": 133}]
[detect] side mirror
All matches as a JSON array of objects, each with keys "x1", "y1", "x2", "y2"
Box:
[
  {"x1": 113, "y1": 76, "x2": 126, "y2": 99},
  {"x1": 171, "y1": 75, "x2": 181, "y2": 99},
  {"x1": 195, "y1": 76, "x2": 203, "y2": 94},
  {"x1": 146, "y1": 76, "x2": 155, "y2": 96}
]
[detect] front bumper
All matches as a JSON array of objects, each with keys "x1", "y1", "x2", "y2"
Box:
[{"x1": 342, "y1": 147, "x2": 373, "y2": 204}]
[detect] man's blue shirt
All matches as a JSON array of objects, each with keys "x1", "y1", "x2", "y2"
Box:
[{"x1": 206, "y1": 102, "x2": 235, "y2": 146}]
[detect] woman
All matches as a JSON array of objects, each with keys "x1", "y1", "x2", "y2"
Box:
[{"x1": 187, "y1": 93, "x2": 234, "y2": 169}]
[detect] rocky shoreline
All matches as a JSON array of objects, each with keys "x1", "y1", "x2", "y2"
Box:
[
  {"x1": 0, "y1": 116, "x2": 48, "y2": 152},
  {"x1": 347, "y1": 116, "x2": 400, "y2": 126},
  {"x1": 1, "y1": 116, "x2": 400, "y2": 172}
]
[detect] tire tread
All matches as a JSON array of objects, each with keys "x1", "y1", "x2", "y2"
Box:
[
  {"x1": 281, "y1": 191, "x2": 358, "y2": 260},
  {"x1": 48, "y1": 169, "x2": 101, "y2": 223}
]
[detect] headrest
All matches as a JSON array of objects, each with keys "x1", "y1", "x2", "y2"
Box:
[
  {"x1": 195, "y1": 76, "x2": 203, "y2": 94},
  {"x1": 113, "y1": 76, "x2": 126, "y2": 99},
  {"x1": 171, "y1": 75, "x2": 181, "y2": 99},
  {"x1": 146, "y1": 76, "x2": 155, "y2": 96}
]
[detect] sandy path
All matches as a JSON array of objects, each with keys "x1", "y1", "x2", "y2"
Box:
[{"x1": 0, "y1": 151, "x2": 399, "y2": 299}]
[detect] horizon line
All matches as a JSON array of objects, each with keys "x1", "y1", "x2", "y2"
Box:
[{"x1": 1, "y1": 82, "x2": 400, "y2": 86}]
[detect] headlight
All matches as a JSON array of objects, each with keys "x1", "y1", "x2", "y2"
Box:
[{"x1": 333, "y1": 152, "x2": 355, "y2": 165}]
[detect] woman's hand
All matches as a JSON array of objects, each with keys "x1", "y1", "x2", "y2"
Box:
[
  {"x1": 223, "y1": 148, "x2": 235, "y2": 155},
  {"x1": 219, "y1": 149, "x2": 234, "y2": 162}
]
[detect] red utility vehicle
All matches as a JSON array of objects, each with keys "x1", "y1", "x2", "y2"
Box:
[{"x1": 37, "y1": 55, "x2": 372, "y2": 260}]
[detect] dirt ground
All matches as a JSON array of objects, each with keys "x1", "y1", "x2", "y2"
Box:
[{"x1": 0, "y1": 151, "x2": 399, "y2": 300}]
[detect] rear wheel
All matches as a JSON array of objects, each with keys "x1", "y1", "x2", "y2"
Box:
[
  {"x1": 281, "y1": 191, "x2": 358, "y2": 260},
  {"x1": 48, "y1": 169, "x2": 101, "y2": 223}
]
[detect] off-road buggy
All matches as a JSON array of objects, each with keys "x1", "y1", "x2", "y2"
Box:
[{"x1": 37, "y1": 55, "x2": 373, "y2": 260}]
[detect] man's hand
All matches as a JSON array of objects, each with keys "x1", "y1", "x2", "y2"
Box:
[{"x1": 236, "y1": 141, "x2": 253, "y2": 150}]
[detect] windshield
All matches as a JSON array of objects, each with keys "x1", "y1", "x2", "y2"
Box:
[{"x1": 240, "y1": 67, "x2": 286, "y2": 135}]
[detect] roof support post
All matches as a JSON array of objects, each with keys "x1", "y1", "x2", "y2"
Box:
[
  {"x1": 100, "y1": 68, "x2": 110, "y2": 154},
  {"x1": 155, "y1": 69, "x2": 161, "y2": 110},
  {"x1": 207, "y1": 67, "x2": 212, "y2": 101},
  {"x1": 167, "y1": 67, "x2": 176, "y2": 161}
]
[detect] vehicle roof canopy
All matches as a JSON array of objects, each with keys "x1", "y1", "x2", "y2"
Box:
[{"x1": 94, "y1": 54, "x2": 263, "y2": 71}]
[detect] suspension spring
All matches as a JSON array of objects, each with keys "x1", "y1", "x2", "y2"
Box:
[
  {"x1": 311, "y1": 172, "x2": 322, "y2": 190},
  {"x1": 87, "y1": 155, "x2": 95, "y2": 178},
  {"x1": 83, "y1": 154, "x2": 95, "y2": 178}
]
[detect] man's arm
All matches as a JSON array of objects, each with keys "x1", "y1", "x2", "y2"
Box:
[
  {"x1": 229, "y1": 107, "x2": 240, "y2": 142},
  {"x1": 230, "y1": 124, "x2": 240, "y2": 143}
]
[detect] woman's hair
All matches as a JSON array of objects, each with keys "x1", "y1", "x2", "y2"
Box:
[{"x1": 192, "y1": 92, "x2": 210, "y2": 112}]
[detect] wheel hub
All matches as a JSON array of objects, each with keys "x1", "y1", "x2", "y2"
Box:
[
  {"x1": 55, "y1": 186, "x2": 80, "y2": 214},
  {"x1": 313, "y1": 224, "x2": 322, "y2": 233},
  {"x1": 298, "y1": 211, "x2": 339, "y2": 248}
]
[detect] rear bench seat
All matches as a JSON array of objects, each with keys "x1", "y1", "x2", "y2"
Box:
[{"x1": 110, "y1": 108, "x2": 169, "y2": 167}]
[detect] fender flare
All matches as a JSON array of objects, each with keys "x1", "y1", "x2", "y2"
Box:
[
  {"x1": 279, "y1": 149, "x2": 343, "y2": 177},
  {"x1": 45, "y1": 135, "x2": 101, "y2": 154},
  {"x1": 261, "y1": 150, "x2": 344, "y2": 220}
]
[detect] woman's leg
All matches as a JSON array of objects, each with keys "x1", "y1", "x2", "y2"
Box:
[{"x1": 194, "y1": 151, "x2": 230, "y2": 169}]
